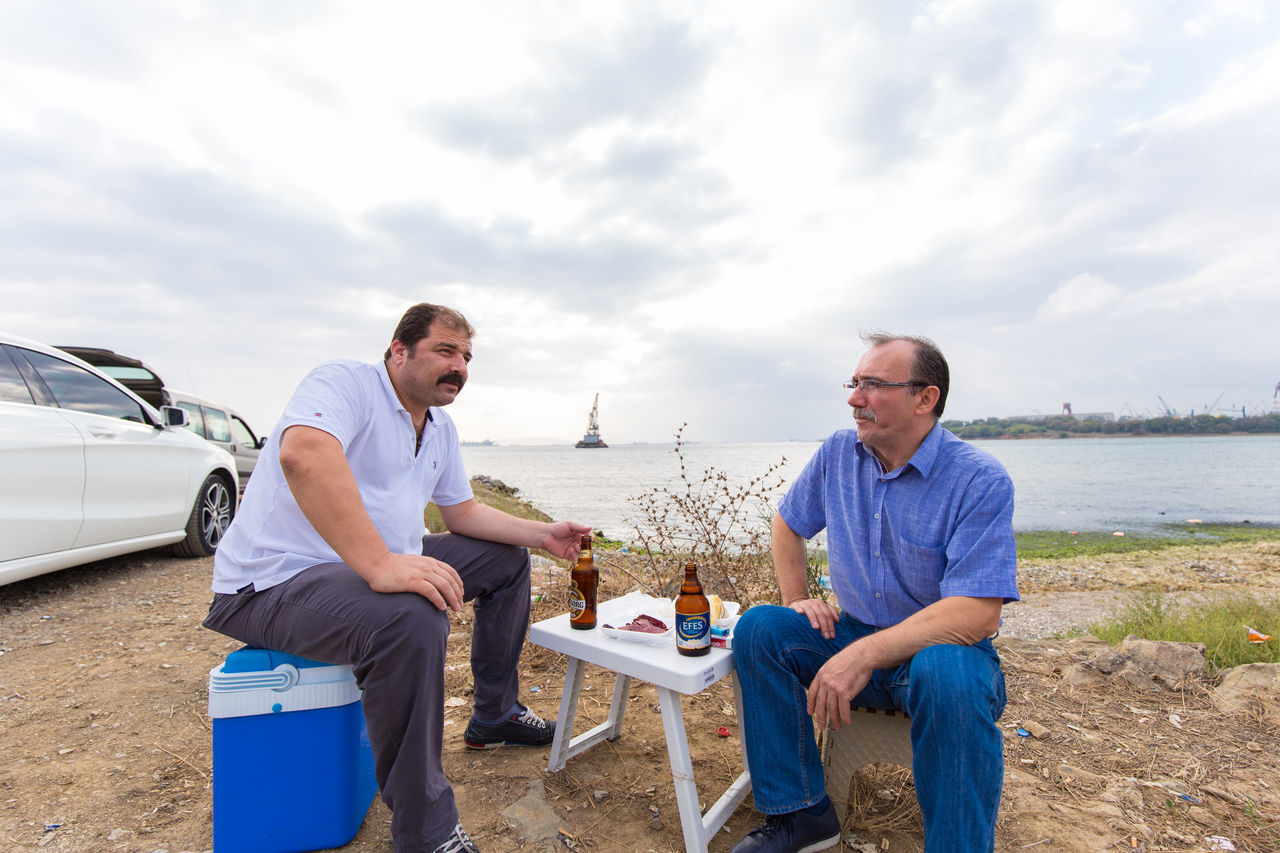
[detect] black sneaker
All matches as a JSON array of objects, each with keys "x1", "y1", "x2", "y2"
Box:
[
  {"x1": 430, "y1": 822, "x2": 480, "y2": 853},
  {"x1": 464, "y1": 703, "x2": 555, "y2": 749},
  {"x1": 730, "y1": 801, "x2": 840, "y2": 853}
]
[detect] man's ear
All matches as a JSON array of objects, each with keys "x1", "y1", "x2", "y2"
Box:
[{"x1": 915, "y1": 385, "x2": 940, "y2": 416}]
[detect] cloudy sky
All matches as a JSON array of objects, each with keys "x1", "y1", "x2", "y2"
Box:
[{"x1": 3, "y1": 1, "x2": 1279, "y2": 445}]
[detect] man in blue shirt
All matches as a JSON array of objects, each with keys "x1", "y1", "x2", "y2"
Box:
[{"x1": 730, "y1": 332, "x2": 1019, "y2": 853}]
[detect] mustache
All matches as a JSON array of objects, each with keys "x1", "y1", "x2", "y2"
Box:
[
  {"x1": 437, "y1": 372, "x2": 466, "y2": 389},
  {"x1": 852, "y1": 407, "x2": 877, "y2": 423}
]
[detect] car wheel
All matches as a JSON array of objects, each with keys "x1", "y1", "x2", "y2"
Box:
[{"x1": 172, "y1": 474, "x2": 234, "y2": 557}]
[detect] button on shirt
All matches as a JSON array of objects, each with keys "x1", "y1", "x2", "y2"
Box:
[
  {"x1": 212, "y1": 359, "x2": 473, "y2": 594},
  {"x1": 778, "y1": 424, "x2": 1019, "y2": 628}
]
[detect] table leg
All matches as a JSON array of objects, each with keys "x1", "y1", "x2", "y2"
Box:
[
  {"x1": 547, "y1": 661, "x2": 635, "y2": 773},
  {"x1": 655, "y1": 686, "x2": 707, "y2": 852},
  {"x1": 547, "y1": 656, "x2": 586, "y2": 772},
  {"x1": 654, "y1": 681, "x2": 754, "y2": 853},
  {"x1": 604, "y1": 671, "x2": 631, "y2": 741}
]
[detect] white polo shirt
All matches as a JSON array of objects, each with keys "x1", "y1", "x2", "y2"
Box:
[{"x1": 212, "y1": 359, "x2": 473, "y2": 594}]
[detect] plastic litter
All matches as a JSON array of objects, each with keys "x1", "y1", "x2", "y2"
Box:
[
  {"x1": 530, "y1": 686, "x2": 541, "y2": 693},
  {"x1": 716, "y1": 725, "x2": 730, "y2": 737},
  {"x1": 1016, "y1": 728, "x2": 1031, "y2": 738},
  {"x1": 1112, "y1": 531, "x2": 1125, "y2": 537},
  {"x1": 1245, "y1": 626, "x2": 1272, "y2": 644},
  {"x1": 1205, "y1": 837, "x2": 1237, "y2": 851}
]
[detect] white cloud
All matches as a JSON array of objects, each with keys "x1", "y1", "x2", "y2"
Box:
[
  {"x1": 1034, "y1": 273, "x2": 1125, "y2": 322},
  {"x1": 2, "y1": 0, "x2": 1279, "y2": 439}
]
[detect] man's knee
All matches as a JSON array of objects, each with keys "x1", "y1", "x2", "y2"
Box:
[
  {"x1": 907, "y1": 643, "x2": 1005, "y2": 717},
  {"x1": 735, "y1": 604, "x2": 801, "y2": 654},
  {"x1": 372, "y1": 592, "x2": 452, "y2": 652},
  {"x1": 496, "y1": 542, "x2": 531, "y2": 577}
]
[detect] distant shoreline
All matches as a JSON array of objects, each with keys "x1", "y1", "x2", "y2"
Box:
[{"x1": 968, "y1": 430, "x2": 1280, "y2": 441}]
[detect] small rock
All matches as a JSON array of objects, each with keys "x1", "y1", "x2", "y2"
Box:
[
  {"x1": 107, "y1": 828, "x2": 129, "y2": 840},
  {"x1": 1214, "y1": 663, "x2": 1280, "y2": 713},
  {"x1": 1187, "y1": 808, "x2": 1216, "y2": 827},
  {"x1": 1056, "y1": 763, "x2": 1104, "y2": 786},
  {"x1": 1022, "y1": 721, "x2": 1050, "y2": 738},
  {"x1": 1202, "y1": 784, "x2": 1243, "y2": 804},
  {"x1": 592, "y1": 790, "x2": 609, "y2": 802}
]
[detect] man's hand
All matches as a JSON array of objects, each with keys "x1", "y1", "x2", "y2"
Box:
[
  {"x1": 807, "y1": 644, "x2": 873, "y2": 731},
  {"x1": 364, "y1": 552, "x2": 466, "y2": 611},
  {"x1": 539, "y1": 521, "x2": 593, "y2": 561},
  {"x1": 786, "y1": 597, "x2": 841, "y2": 640}
]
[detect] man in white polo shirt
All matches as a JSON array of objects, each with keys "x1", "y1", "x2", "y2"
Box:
[{"x1": 204, "y1": 303, "x2": 590, "y2": 853}]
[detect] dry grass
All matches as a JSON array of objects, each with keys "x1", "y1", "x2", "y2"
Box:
[{"x1": 622, "y1": 424, "x2": 785, "y2": 603}]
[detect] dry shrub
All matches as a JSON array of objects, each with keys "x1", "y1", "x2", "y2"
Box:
[
  {"x1": 839, "y1": 763, "x2": 922, "y2": 836},
  {"x1": 623, "y1": 424, "x2": 786, "y2": 604}
]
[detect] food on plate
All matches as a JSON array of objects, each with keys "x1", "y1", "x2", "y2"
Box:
[
  {"x1": 708, "y1": 594, "x2": 725, "y2": 622},
  {"x1": 602, "y1": 614, "x2": 669, "y2": 634}
]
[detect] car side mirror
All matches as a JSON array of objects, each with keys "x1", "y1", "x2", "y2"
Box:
[
  {"x1": 160, "y1": 405, "x2": 189, "y2": 428},
  {"x1": 257, "y1": 435, "x2": 268, "y2": 449}
]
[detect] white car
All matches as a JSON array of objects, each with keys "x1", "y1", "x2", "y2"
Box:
[{"x1": 0, "y1": 333, "x2": 239, "y2": 586}]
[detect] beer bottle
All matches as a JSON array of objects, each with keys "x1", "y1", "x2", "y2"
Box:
[
  {"x1": 674, "y1": 561, "x2": 711, "y2": 656},
  {"x1": 568, "y1": 533, "x2": 598, "y2": 630}
]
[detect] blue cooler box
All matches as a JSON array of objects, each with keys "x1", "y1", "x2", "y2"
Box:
[{"x1": 208, "y1": 647, "x2": 378, "y2": 853}]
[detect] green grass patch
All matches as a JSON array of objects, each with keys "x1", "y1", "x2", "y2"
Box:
[
  {"x1": 424, "y1": 476, "x2": 551, "y2": 535},
  {"x1": 1017, "y1": 522, "x2": 1280, "y2": 560},
  {"x1": 1078, "y1": 591, "x2": 1280, "y2": 671}
]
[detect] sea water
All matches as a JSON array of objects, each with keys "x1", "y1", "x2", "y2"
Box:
[{"x1": 460, "y1": 434, "x2": 1280, "y2": 537}]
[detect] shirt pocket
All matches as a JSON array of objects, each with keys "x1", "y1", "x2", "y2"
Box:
[{"x1": 892, "y1": 535, "x2": 948, "y2": 603}]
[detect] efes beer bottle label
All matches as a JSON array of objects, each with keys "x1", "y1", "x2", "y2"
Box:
[{"x1": 675, "y1": 612, "x2": 710, "y2": 652}]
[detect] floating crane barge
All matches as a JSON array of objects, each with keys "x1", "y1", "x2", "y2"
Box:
[{"x1": 575, "y1": 394, "x2": 608, "y2": 448}]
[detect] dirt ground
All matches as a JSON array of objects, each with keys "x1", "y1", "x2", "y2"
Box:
[{"x1": 2, "y1": 541, "x2": 1278, "y2": 853}]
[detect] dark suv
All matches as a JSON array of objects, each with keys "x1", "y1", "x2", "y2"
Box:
[{"x1": 55, "y1": 346, "x2": 170, "y2": 409}]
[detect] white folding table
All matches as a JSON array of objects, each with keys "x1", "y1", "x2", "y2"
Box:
[{"x1": 529, "y1": 598, "x2": 752, "y2": 853}]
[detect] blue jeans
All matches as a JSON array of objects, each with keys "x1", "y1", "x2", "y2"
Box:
[{"x1": 733, "y1": 605, "x2": 1007, "y2": 853}]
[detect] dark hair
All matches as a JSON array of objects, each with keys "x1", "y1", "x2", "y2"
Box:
[
  {"x1": 861, "y1": 331, "x2": 950, "y2": 418},
  {"x1": 384, "y1": 303, "x2": 475, "y2": 360}
]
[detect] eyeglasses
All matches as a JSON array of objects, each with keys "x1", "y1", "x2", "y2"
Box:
[{"x1": 842, "y1": 378, "x2": 927, "y2": 393}]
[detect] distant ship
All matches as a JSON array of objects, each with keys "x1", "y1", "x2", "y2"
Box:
[{"x1": 575, "y1": 393, "x2": 608, "y2": 448}]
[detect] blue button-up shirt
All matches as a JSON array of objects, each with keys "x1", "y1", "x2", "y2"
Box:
[{"x1": 778, "y1": 423, "x2": 1019, "y2": 628}]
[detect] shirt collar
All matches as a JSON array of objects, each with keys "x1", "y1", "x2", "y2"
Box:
[
  {"x1": 854, "y1": 421, "x2": 943, "y2": 478},
  {"x1": 376, "y1": 361, "x2": 435, "y2": 424},
  {"x1": 908, "y1": 422, "x2": 943, "y2": 478}
]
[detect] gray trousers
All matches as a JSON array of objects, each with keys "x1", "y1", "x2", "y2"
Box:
[{"x1": 203, "y1": 533, "x2": 532, "y2": 853}]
